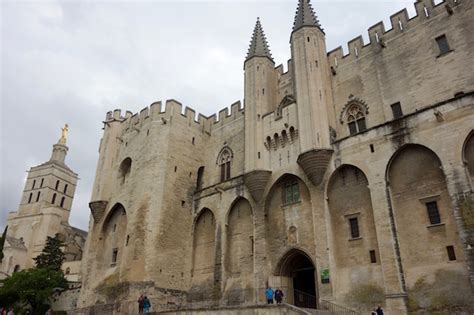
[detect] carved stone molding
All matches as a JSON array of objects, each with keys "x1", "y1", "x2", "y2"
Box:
[
  {"x1": 244, "y1": 170, "x2": 272, "y2": 203},
  {"x1": 89, "y1": 200, "x2": 108, "y2": 222},
  {"x1": 297, "y1": 149, "x2": 333, "y2": 186}
]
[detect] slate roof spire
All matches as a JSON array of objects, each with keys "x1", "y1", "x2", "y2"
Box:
[
  {"x1": 292, "y1": 0, "x2": 323, "y2": 33},
  {"x1": 246, "y1": 17, "x2": 273, "y2": 62}
]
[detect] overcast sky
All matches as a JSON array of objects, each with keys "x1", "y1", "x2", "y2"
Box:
[{"x1": 1, "y1": 0, "x2": 426, "y2": 232}]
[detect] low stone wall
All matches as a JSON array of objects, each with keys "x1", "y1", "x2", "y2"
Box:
[{"x1": 158, "y1": 304, "x2": 309, "y2": 315}]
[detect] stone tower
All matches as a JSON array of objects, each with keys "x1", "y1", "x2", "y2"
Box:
[
  {"x1": 244, "y1": 18, "x2": 276, "y2": 173},
  {"x1": 291, "y1": 0, "x2": 334, "y2": 186},
  {"x1": 1, "y1": 126, "x2": 79, "y2": 274}
]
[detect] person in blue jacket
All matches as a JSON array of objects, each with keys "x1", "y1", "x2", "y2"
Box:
[{"x1": 265, "y1": 286, "x2": 274, "y2": 304}]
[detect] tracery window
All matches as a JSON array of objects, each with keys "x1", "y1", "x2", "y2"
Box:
[
  {"x1": 218, "y1": 148, "x2": 232, "y2": 182},
  {"x1": 347, "y1": 104, "x2": 367, "y2": 135}
]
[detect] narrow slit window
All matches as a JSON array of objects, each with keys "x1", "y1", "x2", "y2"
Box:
[
  {"x1": 40, "y1": 178, "x2": 44, "y2": 188},
  {"x1": 349, "y1": 218, "x2": 360, "y2": 238},
  {"x1": 446, "y1": 246, "x2": 456, "y2": 261},
  {"x1": 36, "y1": 191, "x2": 41, "y2": 202},
  {"x1": 436, "y1": 35, "x2": 451, "y2": 55},
  {"x1": 370, "y1": 250, "x2": 377, "y2": 263},
  {"x1": 391, "y1": 102, "x2": 403, "y2": 119},
  {"x1": 426, "y1": 201, "x2": 441, "y2": 225},
  {"x1": 51, "y1": 193, "x2": 57, "y2": 204},
  {"x1": 112, "y1": 248, "x2": 118, "y2": 264},
  {"x1": 55, "y1": 180, "x2": 59, "y2": 190},
  {"x1": 28, "y1": 193, "x2": 33, "y2": 203},
  {"x1": 32, "y1": 180, "x2": 36, "y2": 189},
  {"x1": 60, "y1": 197, "x2": 65, "y2": 208},
  {"x1": 64, "y1": 184, "x2": 68, "y2": 194}
]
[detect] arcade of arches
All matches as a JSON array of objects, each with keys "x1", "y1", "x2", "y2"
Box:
[{"x1": 181, "y1": 136, "x2": 474, "y2": 309}]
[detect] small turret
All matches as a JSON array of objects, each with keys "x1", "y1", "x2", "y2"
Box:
[
  {"x1": 244, "y1": 18, "x2": 277, "y2": 173},
  {"x1": 246, "y1": 18, "x2": 273, "y2": 63},
  {"x1": 292, "y1": 0, "x2": 323, "y2": 34}
]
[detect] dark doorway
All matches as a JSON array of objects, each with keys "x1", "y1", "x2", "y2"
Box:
[{"x1": 276, "y1": 249, "x2": 317, "y2": 309}]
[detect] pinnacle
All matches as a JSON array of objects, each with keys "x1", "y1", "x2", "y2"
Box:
[
  {"x1": 292, "y1": 0, "x2": 322, "y2": 33},
  {"x1": 246, "y1": 17, "x2": 273, "y2": 62}
]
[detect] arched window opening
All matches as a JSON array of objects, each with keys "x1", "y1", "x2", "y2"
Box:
[
  {"x1": 60, "y1": 197, "x2": 65, "y2": 208},
  {"x1": 119, "y1": 158, "x2": 132, "y2": 184},
  {"x1": 51, "y1": 193, "x2": 57, "y2": 205},
  {"x1": 196, "y1": 166, "x2": 205, "y2": 190},
  {"x1": 36, "y1": 191, "x2": 41, "y2": 202},
  {"x1": 13, "y1": 265, "x2": 20, "y2": 273},
  {"x1": 28, "y1": 193, "x2": 33, "y2": 203},
  {"x1": 281, "y1": 130, "x2": 288, "y2": 147},
  {"x1": 218, "y1": 148, "x2": 233, "y2": 182},
  {"x1": 274, "y1": 133, "x2": 280, "y2": 149},
  {"x1": 347, "y1": 104, "x2": 367, "y2": 135},
  {"x1": 55, "y1": 180, "x2": 60, "y2": 190},
  {"x1": 64, "y1": 184, "x2": 68, "y2": 194}
]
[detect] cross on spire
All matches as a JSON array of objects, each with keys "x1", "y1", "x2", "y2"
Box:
[
  {"x1": 246, "y1": 17, "x2": 273, "y2": 62},
  {"x1": 292, "y1": 0, "x2": 322, "y2": 33}
]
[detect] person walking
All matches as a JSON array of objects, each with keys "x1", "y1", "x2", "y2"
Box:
[
  {"x1": 143, "y1": 296, "x2": 151, "y2": 314},
  {"x1": 265, "y1": 286, "x2": 274, "y2": 304},
  {"x1": 137, "y1": 294, "x2": 144, "y2": 314},
  {"x1": 6, "y1": 307, "x2": 14, "y2": 315},
  {"x1": 274, "y1": 288, "x2": 284, "y2": 304},
  {"x1": 375, "y1": 304, "x2": 384, "y2": 315}
]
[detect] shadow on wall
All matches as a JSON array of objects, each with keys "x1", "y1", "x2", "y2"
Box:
[{"x1": 407, "y1": 269, "x2": 474, "y2": 314}]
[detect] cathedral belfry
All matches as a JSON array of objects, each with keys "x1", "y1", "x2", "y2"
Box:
[{"x1": 0, "y1": 125, "x2": 86, "y2": 279}]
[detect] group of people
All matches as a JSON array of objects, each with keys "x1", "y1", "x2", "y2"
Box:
[
  {"x1": 371, "y1": 304, "x2": 384, "y2": 315},
  {"x1": 265, "y1": 286, "x2": 284, "y2": 304},
  {"x1": 0, "y1": 307, "x2": 14, "y2": 315},
  {"x1": 137, "y1": 294, "x2": 152, "y2": 314}
]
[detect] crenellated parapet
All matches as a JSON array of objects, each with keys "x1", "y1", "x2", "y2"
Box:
[
  {"x1": 103, "y1": 99, "x2": 245, "y2": 137},
  {"x1": 327, "y1": 0, "x2": 462, "y2": 69}
]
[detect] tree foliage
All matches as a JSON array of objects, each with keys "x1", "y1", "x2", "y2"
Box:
[
  {"x1": 0, "y1": 268, "x2": 67, "y2": 313},
  {"x1": 34, "y1": 234, "x2": 65, "y2": 271}
]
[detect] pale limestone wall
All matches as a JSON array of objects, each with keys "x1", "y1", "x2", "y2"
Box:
[
  {"x1": 76, "y1": 1, "x2": 474, "y2": 314},
  {"x1": 328, "y1": 0, "x2": 474, "y2": 140}
]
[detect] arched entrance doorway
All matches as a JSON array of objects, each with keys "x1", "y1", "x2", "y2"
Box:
[{"x1": 275, "y1": 249, "x2": 317, "y2": 308}]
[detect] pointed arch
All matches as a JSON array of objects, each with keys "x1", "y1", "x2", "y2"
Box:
[
  {"x1": 274, "y1": 246, "x2": 315, "y2": 276},
  {"x1": 326, "y1": 164, "x2": 381, "y2": 295},
  {"x1": 192, "y1": 208, "x2": 216, "y2": 283},
  {"x1": 99, "y1": 203, "x2": 128, "y2": 269},
  {"x1": 386, "y1": 143, "x2": 463, "y2": 289},
  {"x1": 462, "y1": 130, "x2": 474, "y2": 185},
  {"x1": 225, "y1": 198, "x2": 254, "y2": 277},
  {"x1": 217, "y1": 146, "x2": 233, "y2": 182}
]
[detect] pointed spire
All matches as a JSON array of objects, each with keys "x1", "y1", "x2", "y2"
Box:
[
  {"x1": 292, "y1": 0, "x2": 323, "y2": 33},
  {"x1": 246, "y1": 17, "x2": 273, "y2": 62}
]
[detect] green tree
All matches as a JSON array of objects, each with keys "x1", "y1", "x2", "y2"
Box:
[
  {"x1": 0, "y1": 268, "x2": 67, "y2": 314},
  {"x1": 33, "y1": 234, "x2": 65, "y2": 271},
  {"x1": 0, "y1": 225, "x2": 7, "y2": 263}
]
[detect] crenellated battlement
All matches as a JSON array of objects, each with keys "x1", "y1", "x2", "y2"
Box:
[
  {"x1": 104, "y1": 99, "x2": 244, "y2": 136},
  {"x1": 327, "y1": 0, "x2": 462, "y2": 68}
]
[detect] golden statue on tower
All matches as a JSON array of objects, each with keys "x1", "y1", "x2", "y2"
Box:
[{"x1": 59, "y1": 124, "x2": 69, "y2": 144}]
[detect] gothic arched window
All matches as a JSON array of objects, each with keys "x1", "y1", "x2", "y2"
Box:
[
  {"x1": 347, "y1": 104, "x2": 367, "y2": 135},
  {"x1": 217, "y1": 147, "x2": 233, "y2": 182}
]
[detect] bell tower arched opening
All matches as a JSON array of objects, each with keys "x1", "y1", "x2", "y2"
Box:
[{"x1": 274, "y1": 249, "x2": 317, "y2": 309}]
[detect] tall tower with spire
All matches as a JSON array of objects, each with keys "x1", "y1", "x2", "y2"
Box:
[
  {"x1": 1, "y1": 126, "x2": 81, "y2": 273},
  {"x1": 291, "y1": 0, "x2": 335, "y2": 186},
  {"x1": 244, "y1": 18, "x2": 277, "y2": 173}
]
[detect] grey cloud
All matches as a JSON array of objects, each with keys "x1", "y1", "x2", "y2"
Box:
[{"x1": 1, "y1": 0, "x2": 419, "y2": 231}]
